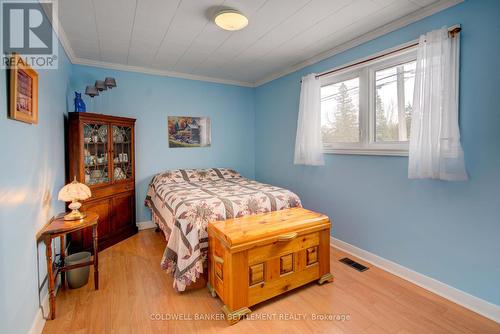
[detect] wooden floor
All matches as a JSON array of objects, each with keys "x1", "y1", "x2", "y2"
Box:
[{"x1": 43, "y1": 229, "x2": 499, "y2": 334}]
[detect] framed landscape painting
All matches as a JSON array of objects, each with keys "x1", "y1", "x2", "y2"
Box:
[
  {"x1": 9, "y1": 54, "x2": 39, "y2": 124},
  {"x1": 168, "y1": 116, "x2": 211, "y2": 148}
]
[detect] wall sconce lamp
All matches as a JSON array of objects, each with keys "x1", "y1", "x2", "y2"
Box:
[
  {"x1": 104, "y1": 77, "x2": 117, "y2": 89},
  {"x1": 85, "y1": 85, "x2": 99, "y2": 98},
  {"x1": 95, "y1": 80, "x2": 107, "y2": 91}
]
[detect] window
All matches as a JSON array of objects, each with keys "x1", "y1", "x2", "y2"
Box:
[
  {"x1": 320, "y1": 47, "x2": 417, "y2": 155},
  {"x1": 321, "y1": 77, "x2": 360, "y2": 143},
  {"x1": 375, "y1": 61, "x2": 415, "y2": 142}
]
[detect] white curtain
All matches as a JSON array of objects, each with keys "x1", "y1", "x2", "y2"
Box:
[
  {"x1": 408, "y1": 27, "x2": 467, "y2": 181},
  {"x1": 294, "y1": 73, "x2": 324, "y2": 166}
]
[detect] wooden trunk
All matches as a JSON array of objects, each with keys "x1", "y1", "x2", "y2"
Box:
[
  {"x1": 66, "y1": 112, "x2": 137, "y2": 253},
  {"x1": 208, "y1": 208, "x2": 333, "y2": 324}
]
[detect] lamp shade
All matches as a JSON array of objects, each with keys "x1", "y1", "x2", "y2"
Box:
[
  {"x1": 104, "y1": 77, "x2": 117, "y2": 89},
  {"x1": 95, "y1": 80, "x2": 107, "y2": 91},
  {"x1": 85, "y1": 85, "x2": 99, "y2": 98},
  {"x1": 58, "y1": 179, "x2": 91, "y2": 202}
]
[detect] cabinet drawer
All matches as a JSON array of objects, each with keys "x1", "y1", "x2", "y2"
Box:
[
  {"x1": 248, "y1": 232, "x2": 319, "y2": 265},
  {"x1": 91, "y1": 182, "x2": 134, "y2": 199}
]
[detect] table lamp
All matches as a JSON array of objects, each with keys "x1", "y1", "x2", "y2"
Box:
[{"x1": 58, "y1": 177, "x2": 92, "y2": 220}]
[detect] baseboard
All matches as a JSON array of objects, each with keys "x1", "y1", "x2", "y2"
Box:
[
  {"x1": 137, "y1": 220, "x2": 156, "y2": 230},
  {"x1": 28, "y1": 293, "x2": 49, "y2": 334},
  {"x1": 29, "y1": 274, "x2": 61, "y2": 334},
  {"x1": 330, "y1": 237, "x2": 500, "y2": 323}
]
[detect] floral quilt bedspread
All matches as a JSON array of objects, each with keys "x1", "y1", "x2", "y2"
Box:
[{"x1": 145, "y1": 168, "x2": 302, "y2": 291}]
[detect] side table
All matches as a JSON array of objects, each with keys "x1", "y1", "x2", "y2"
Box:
[{"x1": 37, "y1": 211, "x2": 99, "y2": 320}]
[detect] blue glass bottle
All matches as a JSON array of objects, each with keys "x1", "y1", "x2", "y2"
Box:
[{"x1": 74, "y1": 92, "x2": 86, "y2": 112}]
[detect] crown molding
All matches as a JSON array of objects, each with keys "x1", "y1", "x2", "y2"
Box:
[
  {"x1": 71, "y1": 57, "x2": 255, "y2": 87},
  {"x1": 39, "y1": 0, "x2": 76, "y2": 61},
  {"x1": 39, "y1": 1, "x2": 253, "y2": 87},
  {"x1": 42, "y1": 0, "x2": 462, "y2": 88},
  {"x1": 253, "y1": 0, "x2": 464, "y2": 87}
]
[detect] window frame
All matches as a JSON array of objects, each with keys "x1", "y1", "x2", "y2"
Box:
[{"x1": 320, "y1": 45, "x2": 417, "y2": 156}]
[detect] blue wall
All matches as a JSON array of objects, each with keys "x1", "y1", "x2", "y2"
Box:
[
  {"x1": 0, "y1": 35, "x2": 72, "y2": 334},
  {"x1": 70, "y1": 66, "x2": 255, "y2": 222},
  {"x1": 2, "y1": 1, "x2": 499, "y2": 333},
  {"x1": 255, "y1": 0, "x2": 500, "y2": 306},
  {"x1": 1, "y1": 44, "x2": 255, "y2": 333}
]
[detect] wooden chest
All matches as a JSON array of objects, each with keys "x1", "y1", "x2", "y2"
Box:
[{"x1": 207, "y1": 208, "x2": 333, "y2": 324}]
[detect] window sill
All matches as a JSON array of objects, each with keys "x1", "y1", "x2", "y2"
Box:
[{"x1": 323, "y1": 147, "x2": 408, "y2": 156}]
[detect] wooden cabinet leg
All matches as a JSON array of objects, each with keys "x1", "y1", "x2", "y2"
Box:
[
  {"x1": 318, "y1": 273, "x2": 334, "y2": 285},
  {"x1": 93, "y1": 225, "x2": 99, "y2": 290},
  {"x1": 45, "y1": 236, "x2": 55, "y2": 320},
  {"x1": 60, "y1": 236, "x2": 65, "y2": 288},
  {"x1": 221, "y1": 305, "x2": 251, "y2": 325}
]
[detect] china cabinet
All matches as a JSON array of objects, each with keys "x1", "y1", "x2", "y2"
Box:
[{"x1": 66, "y1": 112, "x2": 137, "y2": 252}]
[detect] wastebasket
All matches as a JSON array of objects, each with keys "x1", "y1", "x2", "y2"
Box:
[{"x1": 65, "y1": 252, "x2": 91, "y2": 289}]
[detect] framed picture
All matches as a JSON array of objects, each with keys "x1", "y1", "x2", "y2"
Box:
[
  {"x1": 9, "y1": 54, "x2": 39, "y2": 124},
  {"x1": 168, "y1": 116, "x2": 211, "y2": 148}
]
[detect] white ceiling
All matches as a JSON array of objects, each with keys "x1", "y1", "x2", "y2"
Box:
[{"x1": 57, "y1": 0, "x2": 461, "y2": 86}]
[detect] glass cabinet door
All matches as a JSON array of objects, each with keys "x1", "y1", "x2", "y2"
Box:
[
  {"x1": 112, "y1": 125, "x2": 133, "y2": 182},
  {"x1": 83, "y1": 123, "x2": 110, "y2": 186}
]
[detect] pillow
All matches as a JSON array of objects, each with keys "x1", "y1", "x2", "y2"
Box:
[
  {"x1": 152, "y1": 168, "x2": 241, "y2": 184},
  {"x1": 216, "y1": 168, "x2": 241, "y2": 179},
  {"x1": 152, "y1": 169, "x2": 186, "y2": 184},
  {"x1": 182, "y1": 168, "x2": 221, "y2": 182}
]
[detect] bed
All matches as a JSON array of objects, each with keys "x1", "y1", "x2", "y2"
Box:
[{"x1": 145, "y1": 168, "x2": 302, "y2": 291}]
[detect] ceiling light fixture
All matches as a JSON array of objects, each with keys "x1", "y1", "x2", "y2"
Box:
[{"x1": 214, "y1": 9, "x2": 248, "y2": 31}]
